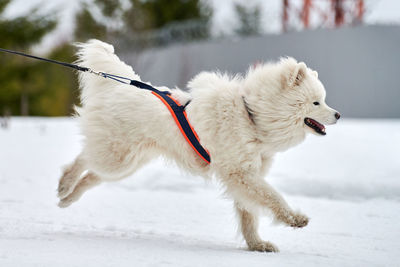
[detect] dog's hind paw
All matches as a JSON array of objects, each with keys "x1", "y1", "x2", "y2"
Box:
[
  {"x1": 57, "y1": 185, "x2": 70, "y2": 199},
  {"x1": 58, "y1": 198, "x2": 73, "y2": 208},
  {"x1": 248, "y1": 241, "x2": 279, "y2": 253}
]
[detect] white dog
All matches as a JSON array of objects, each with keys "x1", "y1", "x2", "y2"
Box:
[{"x1": 58, "y1": 40, "x2": 340, "y2": 252}]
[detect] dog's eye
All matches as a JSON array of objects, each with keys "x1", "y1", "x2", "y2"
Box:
[{"x1": 313, "y1": 102, "x2": 320, "y2": 106}]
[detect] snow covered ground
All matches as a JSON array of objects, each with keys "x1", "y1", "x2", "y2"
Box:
[{"x1": 0, "y1": 118, "x2": 399, "y2": 266}]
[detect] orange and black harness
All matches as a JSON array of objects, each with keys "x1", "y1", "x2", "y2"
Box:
[
  {"x1": 0, "y1": 47, "x2": 211, "y2": 164},
  {"x1": 130, "y1": 80, "x2": 210, "y2": 164}
]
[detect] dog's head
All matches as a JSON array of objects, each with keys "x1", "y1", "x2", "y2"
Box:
[
  {"x1": 243, "y1": 57, "x2": 340, "y2": 150},
  {"x1": 281, "y1": 58, "x2": 340, "y2": 136}
]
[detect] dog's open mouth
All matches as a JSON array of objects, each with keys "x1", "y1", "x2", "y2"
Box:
[{"x1": 304, "y1": 117, "x2": 326, "y2": 135}]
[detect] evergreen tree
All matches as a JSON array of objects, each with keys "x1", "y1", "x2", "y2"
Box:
[
  {"x1": 28, "y1": 44, "x2": 79, "y2": 116},
  {"x1": 123, "y1": 0, "x2": 211, "y2": 47},
  {"x1": 95, "y1": 0, "x2": 121, "y2": 18},
  {"x1": 74, "y1": 5, "x2": 108, "y2": 42},
  {"x1": 0, "y1": 0, "x2": 56, "y2": 115},
  {"x1": 74, "y1": 0, "x2": 211, "y2": 48},
  {"x1": 234, "y1": 3, "x2": 262, "y2": 36},
  {"x1": 123, "y1": 0, "x2": 211, "y2": 32}
]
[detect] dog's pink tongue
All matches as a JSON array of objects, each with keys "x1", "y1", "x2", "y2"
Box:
[
  {"x1": 316, "y1": 120, "x2": 326, "y2": 133},
  {"x1": 309, "y1": 118, "x2": 325, "y2": 133}
]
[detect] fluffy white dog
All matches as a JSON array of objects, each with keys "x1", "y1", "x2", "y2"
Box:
[{"x1": 58, "y1": 39, "x2": 340, "y2": 252}]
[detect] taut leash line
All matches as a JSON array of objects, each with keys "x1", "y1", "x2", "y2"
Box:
[
  {"x1": 0, "y1": 47, "x2": 130, "y2": 85},
  {"x1": 0, "y1": 47, "x2": 89, "y2": 72}
]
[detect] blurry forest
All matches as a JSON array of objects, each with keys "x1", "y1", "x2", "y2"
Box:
[{"x1": 0, "y1": 0, "x2": 260, "y2": 116}]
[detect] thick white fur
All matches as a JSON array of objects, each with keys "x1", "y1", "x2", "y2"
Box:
[{"x1": 58, "y1": 40, "x2": 339, "y2": 252}]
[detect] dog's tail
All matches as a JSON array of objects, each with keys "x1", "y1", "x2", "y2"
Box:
[{"x1": 75, "y1": 39, "x2": 141, "y2": 104}]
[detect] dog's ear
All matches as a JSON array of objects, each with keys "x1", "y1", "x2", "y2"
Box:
[
  {"x1": 288, "y1": 62, "x2": 307, "y2": 87},
  {"x1": 311, "y1": 70, "x2": 318, "y2": 78},
  {"x1": 281, "y1": 58, "x2": 307, "y2": 88}
]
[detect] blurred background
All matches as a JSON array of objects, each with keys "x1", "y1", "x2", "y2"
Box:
[{"x1": 0, "y1": 0, "x2": 399, "y2": 120}]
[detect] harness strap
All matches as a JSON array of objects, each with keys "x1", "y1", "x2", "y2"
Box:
[{"x1": 135, "y1": 82, "x2": 211, "y2": 164}]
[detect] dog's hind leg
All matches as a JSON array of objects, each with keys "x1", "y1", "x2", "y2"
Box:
[
  {"x1": 235, "y1": 202, "x2": 279, "y2": 252},
  {"x1": 58, "y1": 153, "x2": 86, "y2": 199},
  {"x1": 58, "y1": 172, "x2": 101, "y2": 208}
]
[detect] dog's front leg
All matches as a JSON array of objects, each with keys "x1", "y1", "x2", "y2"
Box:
[
  {"x1": 235, "y1": 202, "x2": 279, "y2": 252},
  {"x1": 226, "y1": 175, "x2": 309, "y2": 229}
]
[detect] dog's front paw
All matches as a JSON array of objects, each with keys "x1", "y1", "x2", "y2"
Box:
[
  {"x1": 289, "y1": 212, "x2": 309, "y2": 228},
  {"x1": 248, "y1": 241, "x2": 279, "y2": 253},
  {"x1": 277, "y1": 210, "x2": 309, "y2": 228}
]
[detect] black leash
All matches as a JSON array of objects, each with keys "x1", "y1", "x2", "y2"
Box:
[
  {"x1": 0, "y1": 47, "x2": 211, "y2": 164},
  {"x1": 0, "y1": 47, "x2": 172, "y2": 92},
  {"x1": 0, "y1": 47, "x2": 150, "y2": 87},
  {"x1": 0, "y1": 47, "x2": 89, "y2": 72},
  {"x1": 0, "y1": 47, "x2": 177, "y2": 94}
]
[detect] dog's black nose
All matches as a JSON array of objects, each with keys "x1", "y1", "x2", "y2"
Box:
[{"x1": 335, "y1": 112, "x2": 341, "y2": 120}]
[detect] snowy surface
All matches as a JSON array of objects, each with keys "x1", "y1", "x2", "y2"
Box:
[{"x1": 0, "y1": 118, "x2": 399, "y2": 266}]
